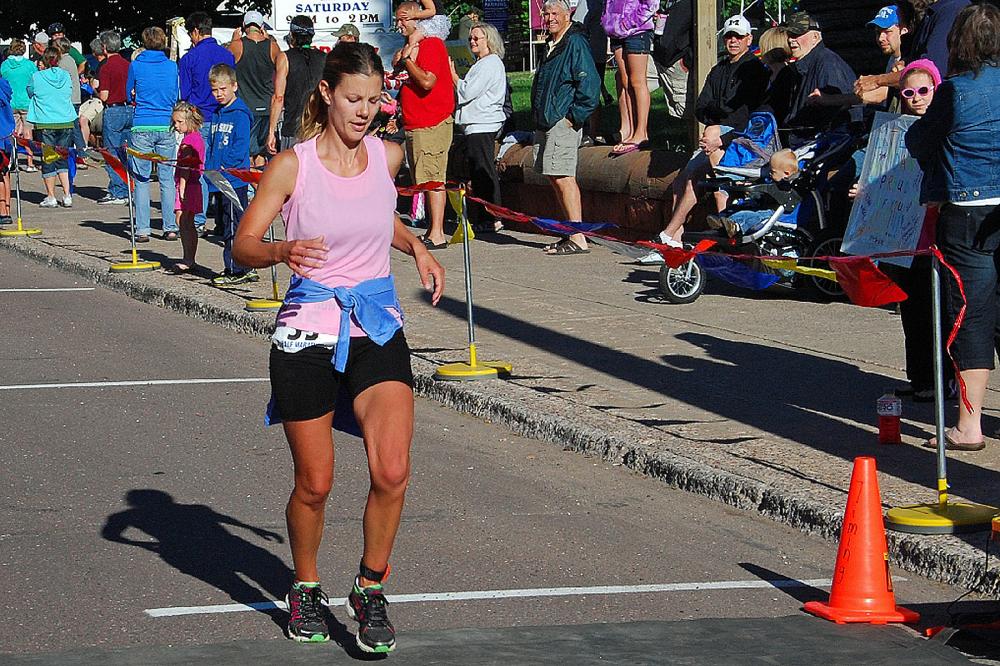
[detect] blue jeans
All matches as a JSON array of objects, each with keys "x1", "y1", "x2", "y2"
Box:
[
  {"x1": 214, "y1": 188, "x2": 250, "y2": 274},
  {"x1": 129, "y1": 130, "x2": 177, "y2": 236},
  {"x1": 102, "y1": 106, "x2": 132, "y2": 199},
  {"x1": 730, "y1": 209, "x2": 775, "y2": 234},
  {"x1": 937, "y1": 203, "x2": 1000, "y2": 370},
  {"x1": 194, "y1": 124, "x2": 211, "y2": 227}
]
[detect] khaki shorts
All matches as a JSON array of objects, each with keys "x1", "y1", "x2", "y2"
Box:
[
  {"x1": 406, "y1": 117, "x2": 453, "y2": 185},
  {"x1": 79, "y1": 98, "x2": 104, "y2": 133},
  {"x1": 533, "y1": 119, "x2": 582, "y2": 178},
  {"x1": 13, "y1": 109, "x2": 31, "y2": 133}
]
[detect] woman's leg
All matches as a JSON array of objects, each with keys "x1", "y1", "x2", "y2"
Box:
[
  {"x1": 156, "y1": 132, "x2": 177, "y2": 233},
  {"x1": 129, "y1": 132, "x2": 154, "y2": 236},
  {"x1": 352, "y1": 381, "x2": 414, "y2": 580},
  {"x1": 43, "y1": 176, "x2": 56, "y2": 199},
  {"x1": 625, "y1": 52, "x2": 650, "y2": 145},
  {"x1": 613, "y1": 47, "x2": 633, "y2": 145},
  {"x1": 57, "y1": 171, "x2": 71, "y2": 197},
  {"x1": 282, "y1": 413, "x2": 335, "y2": 583}
]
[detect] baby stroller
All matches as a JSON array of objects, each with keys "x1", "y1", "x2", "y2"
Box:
[{"x1": 659, "y1": 113, "x2": 865, "y2": 304}]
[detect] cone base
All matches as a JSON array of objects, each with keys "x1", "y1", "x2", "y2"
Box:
[
  {"x1": 803, "y1": 600, "x2": 920, "y2": 624},
  {"x1": 109, "y1": 260, "x2": 160, "y2": 273},
  {"x1": 434, "y1": 361, "x2": 512, "y2": 381},
  {"x1": 886, "y1": 501, "x2": 999, "y2": 534},
  {"x1": 245, "y1": 299, "x2": 283, "y2": 312},
  {"x1": 0, "y1": 228, "x2": 42, "y2": 237}
]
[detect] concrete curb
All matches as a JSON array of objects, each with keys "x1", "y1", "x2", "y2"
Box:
[{"x1": 6, "y1": 234, "x2": 1000, "y2": 597}]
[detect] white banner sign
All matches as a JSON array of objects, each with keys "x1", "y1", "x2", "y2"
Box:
[{"x1": 271, "y1": 0, "x2": 393, "y2": 31}]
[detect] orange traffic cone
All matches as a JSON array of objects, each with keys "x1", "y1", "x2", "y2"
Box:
[{"x1": 804, "y1": 456, "x2": 920, "y2": 624}]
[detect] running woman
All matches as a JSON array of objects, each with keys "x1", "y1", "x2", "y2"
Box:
[{"x1": 232, "y1": 42, "x2": 444, "y2": 653}]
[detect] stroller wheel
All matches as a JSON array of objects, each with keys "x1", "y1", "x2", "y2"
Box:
[
  {"x1": 803, "y1": 229, "x2": 846, "y2": 300},
  {"x1": 658, "y1": 259, "x2": 705, "y2": 304}
]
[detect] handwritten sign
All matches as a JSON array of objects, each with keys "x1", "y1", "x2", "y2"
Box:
[
  {"x1": 447, "y1": 42, "x2": 475, "y2": 77},
  {"x1": 842, "y1": 111, "x2": 925, "y2": 268}
]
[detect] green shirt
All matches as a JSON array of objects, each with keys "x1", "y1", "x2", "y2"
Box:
[{"x1": 68, "y1": 46, "x2": 86, "y2": 68}]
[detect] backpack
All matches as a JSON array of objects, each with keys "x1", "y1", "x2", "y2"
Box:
[
  {"x1": 718, "y1": 112, "x2": 781, "y2": 170},
  {"x1": 601, "y1": 0, "x2": 657, "y2": 39}
]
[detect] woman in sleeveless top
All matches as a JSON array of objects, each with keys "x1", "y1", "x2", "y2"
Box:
[{"x1": 233, "y1": 42, "x2": 444, "y2": 653}]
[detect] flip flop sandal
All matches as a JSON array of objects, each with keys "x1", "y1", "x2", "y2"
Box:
[
  {"x1": 547, "y1": 239, "x2": 590, "y2": 256},
  {"x1": 165, "y1": 263, "x2": 194, "y2": 275},
  {"x1": 421, "y1": 236, "x2": 448, "y2": 250},
  {"x1": 611, "y1": 142, "x2": 640, "y2": 156},
  {"x1": 922, "y1": 431, "x2": 985, "y2": 451}
]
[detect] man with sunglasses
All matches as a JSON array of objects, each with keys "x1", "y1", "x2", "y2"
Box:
[{"x1": 773, "y1": 11, "x2": 858, "y2": 146}]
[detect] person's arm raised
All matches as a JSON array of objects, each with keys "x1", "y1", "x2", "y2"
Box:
[{"x1": 232, "y1": 151, "x2": 329, "y2": 275}]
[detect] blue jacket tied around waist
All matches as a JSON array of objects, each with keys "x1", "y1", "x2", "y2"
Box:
[{"x1": 265, "y1": 274, "x2": 403, "y2": 426}]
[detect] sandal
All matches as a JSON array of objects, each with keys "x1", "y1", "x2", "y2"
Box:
[
  {"x1": 923, "y1": 430, "x2": 985, "y2": 451},
  {"x1": 165, "y1": 263, "x2": 195, "y2": 275},
  {"x1": 543, "y1": 236, "x2": 568, "y2": 252},
  {"x1": 421, "y1": 236, "x2": 448, "y2": 250},
  {"x1": 547, "y1": 238, "x2": 590, "y2": 255},
  {"x1": 163, "y1": 231, "x2": 179, "y2": 241}
]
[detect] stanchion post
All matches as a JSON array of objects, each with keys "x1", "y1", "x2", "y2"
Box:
[
  {"x1": 434, "y1": 184, "x2": 512, "y2": 381},
  {"x1": 931, "y1": 254, "x2": 948, "y2": 505},
  {"x1": 885, "y1": 250, "x2": 998, "y2": 533},
  {"x1": 0, "y1": 134, "x2": 42, "y2": 237},
  {"x1": 245, "y1": 223, "x2": 283, "y2": 312},
  {"x1": 109, "y1": 140, "x2": 159, "y2": 272}
]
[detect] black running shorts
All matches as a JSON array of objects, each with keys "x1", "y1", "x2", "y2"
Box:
[{"x1": 268, "y1": 330, "x2": 413, "y2": 422}]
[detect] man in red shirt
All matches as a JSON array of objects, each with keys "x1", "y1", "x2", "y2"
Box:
[
  {"x1": 96, "y1": 30, "x2": 131, "y2": 205},
  {"x1": 394, "y1": 2, "x2": 456, "y2": 249}
]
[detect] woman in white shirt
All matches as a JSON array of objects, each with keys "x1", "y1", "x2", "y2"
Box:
[{"x1": 449, "y1": 22, "x2": 507, "y2": 232}]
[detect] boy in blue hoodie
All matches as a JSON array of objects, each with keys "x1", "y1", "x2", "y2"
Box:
[{"x1": 205, "y1": 64, "x2": 257, "y2": 286}]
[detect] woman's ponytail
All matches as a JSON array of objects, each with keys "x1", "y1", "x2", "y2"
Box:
[{"x1": 298, "y1": 89, "x2": 328, "y2": 141}]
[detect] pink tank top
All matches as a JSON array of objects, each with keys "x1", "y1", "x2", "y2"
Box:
[{"x1": 276, "y1": 135, "x2": 398, "y2": 337}]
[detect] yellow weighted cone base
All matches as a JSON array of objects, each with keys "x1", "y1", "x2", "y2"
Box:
[
  {"x1": 110, "y1": 260, "x2": 160, "y2": 273},
  {"x1": 886, "y1": 501, "x2": 998, "y2": 534},
  {"x1": 245, "y1": 299, "x2": 283, "y2": 312},
  {"x1": 434, "y1": 360, "x2": 512, "y2": 381},
  {"x1": 0, "y1": 219, "x2": 41, "y2": 237}
]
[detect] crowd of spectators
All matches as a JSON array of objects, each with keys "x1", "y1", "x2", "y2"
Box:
[{"x1": 2, "y1": 2, "x2": 1000, "y2": 451}]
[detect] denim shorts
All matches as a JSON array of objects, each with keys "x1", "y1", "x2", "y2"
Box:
[
  {"x1": 937, "y1": 202, "x2": 1000, "y2": 370},
  {"x1": 37, "y1": 127, "x2": 72, "y2": 176},
  {"x1": 610, "y1": 31, "x2": 653, "y2": 55}
]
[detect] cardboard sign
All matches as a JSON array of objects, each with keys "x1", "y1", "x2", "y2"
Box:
[
  {"x1": 447, "y1": 42, "x2": 475, "y2": 77},
  {"x1": 842, "y1": 111, "x2": 926, "y2": 268}
]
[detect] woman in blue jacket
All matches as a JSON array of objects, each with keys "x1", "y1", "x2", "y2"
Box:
[
  {"x1": 26, "y1": 46, "x2": 76, "y2": 207},
  {"x1": 906, "y1": 3, "x2": 1000, "y2": 452},
  {"x1": 127, "y1": 27, "x2": 179, "y2": 241}
]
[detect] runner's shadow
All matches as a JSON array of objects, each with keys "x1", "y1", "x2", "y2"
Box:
[{"x1": 100, "y1": 489, "x2": 292, "y2": 629}]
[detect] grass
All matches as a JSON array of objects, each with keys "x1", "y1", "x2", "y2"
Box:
[{"x1": 508, "y1": 70, "x2": 691, "y2": 150}]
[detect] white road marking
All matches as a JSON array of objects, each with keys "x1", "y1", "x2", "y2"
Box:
[
  {"x1": 0, "y1": 378, "x2": 269, "y2": 391},
  {"x1": 145, "y1": 577, "x2": 838, "y2": 618},
  {"x1": 0, "y1": 287, "x2": 96, "y2": 292}
]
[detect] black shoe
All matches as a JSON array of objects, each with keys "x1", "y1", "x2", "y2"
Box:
[
  {"x1": 346, "y1": 578, "x2": 395, "y2": 653},
  {"x1": 285, "y1": 584, "x2": 330, "y2": 643}
]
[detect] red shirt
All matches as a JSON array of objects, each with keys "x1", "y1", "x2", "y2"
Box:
[
  {"x1": 98, "y1": 53, "x2": 129, "y2": 105},
  {"x1": 400, "y1": 38, "x2": 455, "y2": 131}
]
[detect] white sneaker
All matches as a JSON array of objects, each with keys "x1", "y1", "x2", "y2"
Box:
[
  {"x1": 39, "y1": 196, "x2": 58, "y2": 208},
  {"x1": 60, "y1": 195, "x2": 73, "y2": 208},
  {"x1": 637, "y1": 236, "x2": 682, "y2": 265}
]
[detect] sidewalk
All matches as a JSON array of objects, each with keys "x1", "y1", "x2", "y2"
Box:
[{"x1": 5, "y1": 166, "x2": 1000, "y2": 595}]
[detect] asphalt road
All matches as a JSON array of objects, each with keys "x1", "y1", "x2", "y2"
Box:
[{"x1": 0, "y1": 254, "x2": 982, "y2": 663}]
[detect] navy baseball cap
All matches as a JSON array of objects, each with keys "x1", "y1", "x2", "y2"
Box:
[{"x1": 868, "y1": 5, "x2": 899, "y2": 29}]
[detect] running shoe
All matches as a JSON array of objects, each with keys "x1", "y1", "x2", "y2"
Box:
[
  {"x1": 285, "y1": 583, "x2": 330, "y2": 643},
  {"x1": 98, "y1": 194, "x2": 128, "y2": 205},
  {"x1": 346, "y1": 578, "x2": 396, "y2": 653},
  {"x1": 39, "y1": 196, "x2": 58, "y2": 208},
  {"x1": 60, "y1": 195, "x2": 73, "y2": 208},
  {"x1": 211, "y1": 271, "x2": 259, "y2": 287}
]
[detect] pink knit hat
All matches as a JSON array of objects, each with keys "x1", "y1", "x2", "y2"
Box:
[{"x1": 899, "y1": 58, "x2": 942, "y2": 86}]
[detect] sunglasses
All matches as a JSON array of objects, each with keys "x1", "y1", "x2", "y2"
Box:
[{"x1": 901, "y1": 85, "x2": 934, "y2": 99}]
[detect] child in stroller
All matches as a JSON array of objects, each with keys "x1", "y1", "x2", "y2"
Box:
[{"x1": 708, "y1": 148, "x2": 800, "y2": 238}]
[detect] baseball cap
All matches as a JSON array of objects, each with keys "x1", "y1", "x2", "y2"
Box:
[
  {"x1": 47, "y1": 22, "x2": 65, "y2": 35},
  {"x1": 243, "y1": 10, "x2": 265, "y2": 28},
  {"x1": 721, "y1": 15, "x2": 753, "y2": 37},
  {"x1": 868, "y1": 5, "x2": 899, "y2": 29},
  {"x1": 34, "y1": 31, "x2": 49, "y2": 45},
  {"x1": 334, "y1": 23, "x2": 360, "y2": 38},
  {"x1": 784, "y1": 11, "x2": 821, "y2": 35}
]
